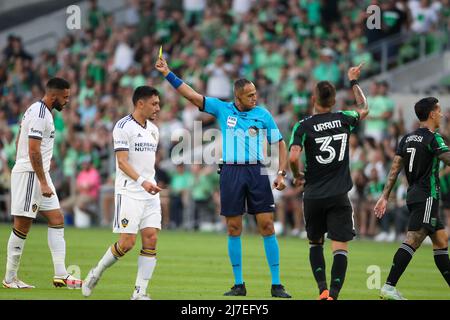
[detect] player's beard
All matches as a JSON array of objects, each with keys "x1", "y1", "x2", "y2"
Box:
[{"x1": 52, "y1": 100, "x2": 65, "y2": 112}]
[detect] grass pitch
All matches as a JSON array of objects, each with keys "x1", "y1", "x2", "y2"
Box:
[{"x1": 0, "y1": 224, "x2": 447, "y2": 300}]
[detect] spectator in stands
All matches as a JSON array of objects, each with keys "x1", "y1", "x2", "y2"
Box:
[
  {"x1": 312, "y1": 48, "x2": 340, "y2": 85},
  {"x1": 364, "y1": 81, "x2": 395, "y2": 142},
  {"x1": 204, "y1": 50, "x2": 235, "y2": 100}
]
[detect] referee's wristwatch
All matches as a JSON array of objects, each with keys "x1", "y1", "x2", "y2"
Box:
[{"x1": 277, "y1": 170, "x2": 287, "y2": 177}]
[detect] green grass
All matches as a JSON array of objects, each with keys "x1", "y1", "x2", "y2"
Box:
[{"x1": 0, "y1": 224, "x2": 447, "y2": 300}]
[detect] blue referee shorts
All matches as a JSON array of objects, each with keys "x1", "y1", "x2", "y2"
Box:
[{"x1": 219, "y1": 163, "x2": 275, "y2": 216}]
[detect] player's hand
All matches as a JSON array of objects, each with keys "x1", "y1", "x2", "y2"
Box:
[
  {"x1": 374, "y1": 197, "x2": 387, "y2": 219},
  {"x1": 348, "y1": 62, "x2": 364, "y2": 81},
  {"x1": 292, "y1": 172, "x2": 305, "y2": 188},
  {"x1": 40, "y1": 183, "x2": 54, "y2": 198},
  {"x1": 273, "y1": 175, "x2": 286, "y2": 191},
  {"x1": 155, "y1": 57, "x2": 170, "y2": 76},
  {"x1": 142, "y1": 180, "x2": 162, "y2": 195}
]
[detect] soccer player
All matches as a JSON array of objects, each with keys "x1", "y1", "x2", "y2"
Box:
[
  {"x1": 374, "y1": 97, "x2": 450, "y2": 300},
  {"x1": 155, "y1": 56, "x2": 291, "y2": 298},
  {"x1": 288, "y1": 64, "x2": 369, "y2": 300},
  {"x1": 3, "y1": 78, "x2": 82, "y2": 289},
  {"x1": 82, "y1": 86, "x2": 162, "y2": 300}
]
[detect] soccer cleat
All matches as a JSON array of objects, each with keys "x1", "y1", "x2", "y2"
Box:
[
  {"x1": 82, "y1": 269, "x2": 99, "y2": 297},
  {"x1": 2, "y1": 278, "x2": 35, "y2": 289},
  {"x1": 224, "y1": 283, "x2": 247, "y2": 296},
  {"x1": 380, "y1": 284, "x2": 407, "y2": 300},
  {"x1": 318, "y1": 289, "x2": 330, "y2": 300},
  {"x1": 131, "y1": 292, "x2": 151, "y2": 300},
  {"x1": 326, "y1": 297, "x2": 334, "y2": 300},
  {"x1": 53, "y1": 274, "x2": 82, "y2": 289},
  {"x1": 271, "y1": 284, "x2": 292, "y2": 298}
]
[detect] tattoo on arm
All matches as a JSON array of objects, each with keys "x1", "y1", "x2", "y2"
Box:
[
  {"x1": 352, "y1": 84, "x2": 369, "y2": 118},
  {"x1": 382, "y1": 155, "x2": 403, "y2": 199},
  {"x1": 289, "y1": 145, "x2": 303, "y2": 177},
  {"x1": 29, "y1": 151, "x2": 47, "y2": 184},
  {"x1": 438, "y1": 152, "x2": 450, "y2": 166}
]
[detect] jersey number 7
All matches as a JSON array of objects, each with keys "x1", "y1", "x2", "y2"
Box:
[
  {"x1": 315, "y1": 134, "x2": 348, "y2": 164},
  {"x1": 406, "y1": 147, "x2": 416, "y2": 172}
]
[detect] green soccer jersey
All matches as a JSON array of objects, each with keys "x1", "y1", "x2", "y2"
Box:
[
  {"x1": 396, "y1": 128, "x2": 450, "y2": 204},
  {"x1": 289, "y1": 110, "x2": 360, "y2": 199}
]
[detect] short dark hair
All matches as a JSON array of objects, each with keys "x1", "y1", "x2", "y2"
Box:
[
  {"x1": 315, "y1": 81, "x2": 336, "y2": 108},
  {"x1": 132, "y1": 86, "x2": 159, "y2": 106},
  {"x1": 414, "y1": 97, "x2": 439, "y2": 121},
  {"x1": 234, "y1": 78, "x2": 253, "y2": 93},
  {"x1": 46, "y1": 77, "x2": 70, "y2": 90}
]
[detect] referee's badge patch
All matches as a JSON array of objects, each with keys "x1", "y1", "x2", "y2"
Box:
[
  {"x1": 248, "y1": 126, "x2": 258, "y2": 137},
  {"x1": 227, "y1": 116, "x2": 237, "y2": 128},
  {"x1": 121, "y1": 218, "x2": 129, "y2": 228}
]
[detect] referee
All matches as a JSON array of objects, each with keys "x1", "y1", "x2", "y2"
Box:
[{"x1": 156, "y1": 56, "x2": 291, "y2": 298}]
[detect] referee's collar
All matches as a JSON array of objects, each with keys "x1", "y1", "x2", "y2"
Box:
[{"x1": 233, "y1": 103, "x2": 255, "y2": 114}]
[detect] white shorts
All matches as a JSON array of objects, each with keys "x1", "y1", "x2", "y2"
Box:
[
  {"x1": 113, "y1": 194, "x2": 161, "y2": 234},
  {"x1": 11, "y1": 171, "x2": 60, "y2": 218}
]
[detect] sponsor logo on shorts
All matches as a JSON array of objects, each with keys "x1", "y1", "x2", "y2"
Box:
[
  {"x1": 431, "y1": 218, "x2": 437, "y2": 227},
  {"x1": 121, "y1": 218, "x2": 129, "y2": 228}
]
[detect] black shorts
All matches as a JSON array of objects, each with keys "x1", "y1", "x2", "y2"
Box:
[
  {"x1": 219, "y1": 164, "x2": 275, "y2": 216},
  {"x1": 407, "y1": 198, "x2": 445, "y2": 234},
  {"x1": 303, "y1": 194, "x2": 355, "y2": 242}
]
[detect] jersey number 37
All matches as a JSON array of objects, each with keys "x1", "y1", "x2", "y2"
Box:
[{"x1": 315, "y1": 134, "x2": 348, "y2": 164}]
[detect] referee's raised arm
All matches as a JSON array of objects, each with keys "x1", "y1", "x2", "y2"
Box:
[{"x1": 155, "y1": 56, "x2": 204, "y2": 110}]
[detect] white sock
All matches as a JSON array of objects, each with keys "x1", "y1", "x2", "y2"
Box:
[
  {"x1": 134, "y1": 256, "x2": 156, "y2": 294},
  {"x1": 94, "y1": 247, "x2": 119, "y2": 277},
  {"x1": 48, "y1": 227, "x2": 67, "y2": 277},
  {"x1": 5, "y1": 230, "x2": 26, "y2": 283}
]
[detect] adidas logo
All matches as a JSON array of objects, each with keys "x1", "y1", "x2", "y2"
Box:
[{"x1": 137, "y1": 133, "x2": 143, "y2": 138}]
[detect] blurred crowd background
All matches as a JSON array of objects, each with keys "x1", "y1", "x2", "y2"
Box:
[{"x1": 1, "y1": 0, "x2": 450, "y2": 242}]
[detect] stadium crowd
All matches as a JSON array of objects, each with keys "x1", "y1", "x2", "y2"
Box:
[{"x1": 0, "y1": 0, "x2": 450, "y2": 241}]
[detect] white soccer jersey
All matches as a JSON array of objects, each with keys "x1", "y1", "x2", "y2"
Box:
[
  {"x1": 12, "y1": 101, "x2": 55, "y2": 173},
  {"x1": 113, "y1": 114, "x2": 159, "y2": 200}
]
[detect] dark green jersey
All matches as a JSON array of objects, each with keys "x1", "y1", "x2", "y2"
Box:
[
  {"x1": 396, "y1": 128, "x2": 450, "y2": 204},
  {"x1": 289, "y1": 110, "x2": 360, "y2": 199}
]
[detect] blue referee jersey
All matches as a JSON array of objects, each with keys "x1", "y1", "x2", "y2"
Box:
[{"x1": 203, "y1": 97, "x2": 282, "y2": 163}]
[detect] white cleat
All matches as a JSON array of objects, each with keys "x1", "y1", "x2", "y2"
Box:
[
  {"x1": 131, "y1": 292, "x2": 151, "y2": 300},
  {"x1": 82, "y1": 269, "x2": 100, "y2": 297},
  {"x1": 380, "y1": 284, "x2": 407, "y2": 300},
  {"x1": 2, "y1": 277, "x2": 35, "y2": 289},
  {"x1": 53, "y1": 274, "x2": 82, "y2": 289}
]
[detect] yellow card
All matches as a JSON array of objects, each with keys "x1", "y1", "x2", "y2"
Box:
[{"x1": 159, "y1": 46, "x2": 163, "y2": 59}]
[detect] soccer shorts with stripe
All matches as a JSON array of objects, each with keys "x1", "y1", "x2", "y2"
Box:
[
  {"x1": 407, "y1": 197, "x2": 444, "y2": 234},
  {"x1": 11, "y1": 171, "x2": 60, "y2": 218},
  {"x1": 113, "y1": 193, "x2": 162, "y2": 234},
  {"x1": 303, "y1": 193, "x2": 355, "y2": 242}
]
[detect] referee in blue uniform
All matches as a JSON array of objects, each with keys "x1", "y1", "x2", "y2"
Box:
[{"x1": 156, "y1": 56, "x2": 291, "y2": 298}]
